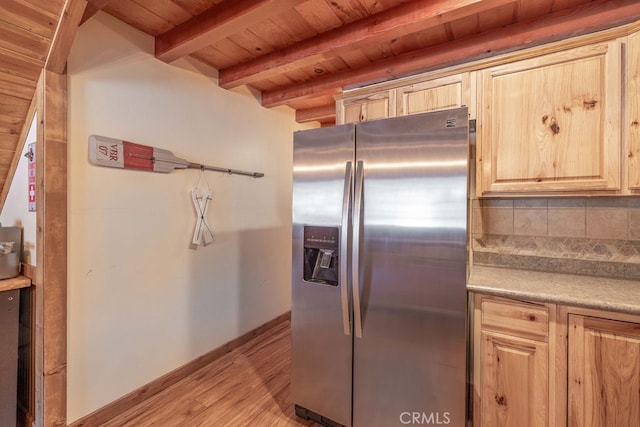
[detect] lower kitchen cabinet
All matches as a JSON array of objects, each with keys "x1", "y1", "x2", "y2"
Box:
[
  {"x1": 474, "y1": 292, "x2": 640, "y2": 427},
  {"x1": 567, "y1": 313, "x2": 640, "y2": 427},
  {"x1": 473, "y1": 294, "x2": 558, "y2": 427},
  {"x1": 479, "y1": 330, "x2": 549, "y2": 426}
]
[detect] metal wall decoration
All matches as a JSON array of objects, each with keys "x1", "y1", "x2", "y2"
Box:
[{"x1": 25, "y1": 143, "x2": 36, "y2": 212}]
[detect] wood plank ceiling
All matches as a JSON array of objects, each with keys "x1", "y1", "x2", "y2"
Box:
[
  {"x1": 2, "y1": 0, "x2": 640, "y2": 209},
  {"x1": 0, "y1": 0, "x2": 66, "y2": 197},
  {"x1": 94, "y1": 0, "x2": 640, "y2": 125}
]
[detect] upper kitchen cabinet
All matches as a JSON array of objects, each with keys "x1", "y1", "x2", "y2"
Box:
[
  {"x1": 627, "y1": 30, "x2": 640, "y2": 190},
  {"x1": 336, "y1": 89, "x2": 396, "y2": 124},
  {"x1": 477, "y1": 41, "x2": 622, "y2": 196},
  {"x1": 336, "y1": 72, "x2": 473, "y2": 125},
  {"x1": 396, "y1": 73, "x2": 474, "y2": 118}
]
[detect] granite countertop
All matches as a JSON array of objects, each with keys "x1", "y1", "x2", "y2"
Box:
[
  {"x1": 468, "y1": 265, "x2": 640, "y2": 316},
  {"x1": 0, "y1": 275, "x2": 31, "y2": 293}
]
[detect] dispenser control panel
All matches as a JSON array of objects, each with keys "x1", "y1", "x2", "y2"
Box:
[
  {"x1": 303, "y1": 226, "x2": 339, "y2": 286},
  {"x1": 303, "y1": 226, "x2": 339, "y2": 250}
]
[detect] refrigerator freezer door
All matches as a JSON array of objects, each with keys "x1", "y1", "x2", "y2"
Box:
[
  {"x1": 292, "y1": 124, "x2": 355, "y2": 427},
  {"x1": 353, "y1": 109, "x2": 469, "y2": 427}
]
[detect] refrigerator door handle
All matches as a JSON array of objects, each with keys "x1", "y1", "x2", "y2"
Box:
[
  {"x1": 352, "y1": 160, "x2": 364, "y2": 338},
  {"x1": 340, "y1": 161, "x2": 353, "y2": 336}
]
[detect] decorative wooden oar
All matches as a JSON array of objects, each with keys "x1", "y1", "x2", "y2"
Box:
[{"x1": 88, "y1": 135, "x2": 265, "y2": 177}]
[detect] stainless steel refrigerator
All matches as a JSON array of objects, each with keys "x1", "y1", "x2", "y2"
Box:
[{"x1": 291, "y1": 107, "x2": 469, "y2": 427}]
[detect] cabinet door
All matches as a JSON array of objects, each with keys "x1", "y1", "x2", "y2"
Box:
[
  {"x1": 478, "y1": 41, "x2": 621, "y2": 194},
  {"x1": 396, "y1": 73, "x2": 470, "y2": 116},
  {"x1": 568, "y1": 315, "x2": 640, "y2": 427},
  {"x1": 336, "y1": 90, "x2": 395, "y2": 124},
  {"x1": 479, "y1": 331, "x2": 549, "y2": 427},
  {"x1": 627, "y1": 31, "x2": 640, "y2": 189}
]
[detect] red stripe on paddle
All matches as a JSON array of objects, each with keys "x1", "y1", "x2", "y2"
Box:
[{"x1": 123, "y1": 141, "x2": 154, "y2": 171}]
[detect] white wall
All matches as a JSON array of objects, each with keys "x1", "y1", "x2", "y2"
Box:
[
  {"x1": 67, "y1": 12, "x2": 316, "y2": 422},
  {"x1": 0, "y1": 116, "x2": 37, "y2": 266}
]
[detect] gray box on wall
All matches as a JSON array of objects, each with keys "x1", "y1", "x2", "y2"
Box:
[{"x1": 0, "y1": 227, "x2": 21, "y2": 279}]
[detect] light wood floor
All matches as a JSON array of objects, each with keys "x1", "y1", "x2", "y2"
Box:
[{"x1": 101, "y1": 319, "x2": 316, "y2": 426}]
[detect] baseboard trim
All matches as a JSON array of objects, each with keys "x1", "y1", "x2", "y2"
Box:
[{"x1": 68, "y1": 311, "x2": 291, "y2": 427}]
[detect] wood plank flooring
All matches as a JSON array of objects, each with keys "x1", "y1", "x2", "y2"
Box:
[{"x1": 101, "y1": 319, "x2": 315, "y2": 426}]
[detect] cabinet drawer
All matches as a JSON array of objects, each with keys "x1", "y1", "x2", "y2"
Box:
[{"x1": 481, "y1": 297, "x2": 549, "y2": 340}]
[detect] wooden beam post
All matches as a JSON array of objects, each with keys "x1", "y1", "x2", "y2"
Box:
[
  {"x1": 35, "y1": 68, "x2": 68, "y2": 427},
  {"x1": 33, "y1": 1, "x2": 83, "y2": 425},
  {"x1": 46, "y1": 0, "x2": 88, "y2": 74},
  {"x1": 80, "y1": 0, "x2": 112, "y2": 25}
]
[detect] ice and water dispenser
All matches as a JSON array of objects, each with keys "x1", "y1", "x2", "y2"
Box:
[{"x1": 303, "y1": 226, "x2": 339, "y2": 286}]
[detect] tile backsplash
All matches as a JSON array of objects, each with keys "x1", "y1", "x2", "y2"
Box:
[
  {"x1": 472, "y1": 197, "x2": 640, "y2": 241},
  {"x1": 471, "y1": 197, "x2": 640, "y2": 270},
  {"x1": 473, "y1": 235, "x2": 640, "y2": 263}
]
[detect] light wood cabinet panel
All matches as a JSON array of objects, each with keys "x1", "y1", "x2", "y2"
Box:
[
  {"x1": 568, "y1": 314, "x2": 640, "y2": 427},
  {"x1": 627, "y1": 31, "x2": 640, "y2": 189},
  {"x1": 336, "y1": 90, "x2": 395, "y2": 124},
  {"x1": 474, "y1": 294, "x2": 556, "y2": 427},
  {"x1": 480, "y1": 331, "x2": 549, "y2": 427},
  {"x1": 478, "y1": 41, "x2": 621, "y2": 195},
  {"x1": 395, "y1": 73, "x2": 471, "y2": 117},
  {"x1": 480, "y1": 297, "x2": 549, "y2": 340},
  {"x1": 476, "y1": 296, "x2": 640, "y2": 427}
]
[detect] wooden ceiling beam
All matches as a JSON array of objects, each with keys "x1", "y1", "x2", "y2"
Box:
[
  {"x1": 220, "y1": 0, "x2": 516, "y2": 89},
  {"x1": 46, "y1": 0, "x2": 88, "y2": 73},
  {"x1": 80, "y1": 0, "x2": 112, "y2": 25},
  {"x1": 295, "y1": 104, "x2": 336, "y2": 124},
  {"x1": 262, "y1": 0, "x2": 640, "y2": 108},
  {"x1": 155, "y1": 0, "x2": 307, "y2": 63}
]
